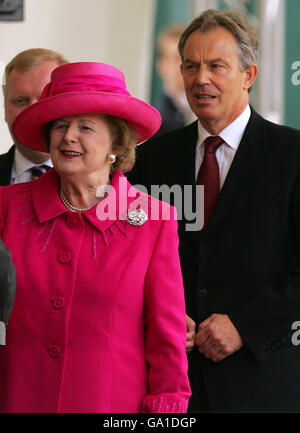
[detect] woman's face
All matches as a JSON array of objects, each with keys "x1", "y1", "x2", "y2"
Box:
[{"x1": 50, "y1": 113, "x2": 113, "y2": 179}]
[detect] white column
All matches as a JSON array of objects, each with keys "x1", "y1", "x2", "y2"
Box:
[
  {"x1": 105, "y1": 0, "x2": 156, "y2": 101},
  {"x1": 192, "y1": 0, "x2": 218, "y2": 17},
  {"x1": 257, "y1": 0, "x2": 284, "y2": 123}
]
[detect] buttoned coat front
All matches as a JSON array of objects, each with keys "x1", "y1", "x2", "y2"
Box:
[{"x1": 0, "y1": 170, "x2": 190, "y2": 413}]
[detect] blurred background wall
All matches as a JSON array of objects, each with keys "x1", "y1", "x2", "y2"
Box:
[{"x1": 0, "y1": 0, "x2": 299, "y2": 153}]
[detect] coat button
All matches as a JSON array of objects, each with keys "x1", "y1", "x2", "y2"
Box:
[
  {"x1": 52, "y1": 297, "x2": 65, "y2": 309},
  {"x1": 198, "y1": 289, "x2": 208, "y2": 297},
  {"x1": 58, "y1": 252, "x2": 71, "y2": 264},
  {"x1": 65, "y1": 214, "x2": 78, "y2": 228},
  {"x1": 48, "y1": 345, "x2": 61, "y2": 358}
]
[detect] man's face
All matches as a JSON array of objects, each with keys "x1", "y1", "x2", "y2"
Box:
[
  {"x1": 181, "y1": 26, "x2": 257, "y2": 134},
  {"x1": 156, "y1": 36, "x2": 185, "y2": 94},
  {"x1": 4, "y1": 60, "x2": 59, "y2": 161}
]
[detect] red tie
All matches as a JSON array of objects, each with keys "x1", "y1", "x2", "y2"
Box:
[
  {"x1": 30, "y1": 165, "x2": 50, "y2": 180},
  {"x1": 197, "y1": 136, "x2": 223, "y2": 230}
]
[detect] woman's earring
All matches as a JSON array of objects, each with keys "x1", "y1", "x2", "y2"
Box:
[{"x1": 107, "y1": 153, "x2": 116, "y2": 165}]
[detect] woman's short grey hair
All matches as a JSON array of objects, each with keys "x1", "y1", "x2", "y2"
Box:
[{"x1": 178, "y1": 9, "x2": 258, "y2": 72}]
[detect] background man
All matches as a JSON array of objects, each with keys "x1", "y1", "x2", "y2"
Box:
[
  {"x1": 0, "y1": 48, "x2": 67, "y2": 185},
  {"x1": 128, "y1": 9, "x2": 300, "y2": 412},
  {"x1": 155, "y1": 24, "x2": 194, "y2": 134}
]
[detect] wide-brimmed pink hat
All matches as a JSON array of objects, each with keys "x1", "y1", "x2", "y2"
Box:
[{"x1": 12, "y1": 62, "x2": 161, "y2": 152}]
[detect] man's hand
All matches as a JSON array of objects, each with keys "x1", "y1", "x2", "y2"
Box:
[
  {"x1": 186, "y1": 314, "x2": 196, "y2": 353},
  {"x1": 194, "y1": 313, "x2": 243, "y2": 362}
]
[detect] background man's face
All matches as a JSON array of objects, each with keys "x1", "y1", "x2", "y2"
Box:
[
  {"x1": 4, "y1": 60, "x2": 59, "y2": 161},
  {"x1": 156, "y1": 36, "x2": 185, "y2": 95}
]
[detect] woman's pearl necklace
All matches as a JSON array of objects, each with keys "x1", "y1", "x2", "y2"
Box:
[{"x1": 59, "y1": 185, "x2": 93, "y2": 212}]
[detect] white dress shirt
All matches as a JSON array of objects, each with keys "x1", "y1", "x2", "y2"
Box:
[
  {"x1": 10, "y1": 147, "x2": 53, "y2": 184},
  {"x1": 196, "y1": 105, "x2": 251, "y2": 188}
]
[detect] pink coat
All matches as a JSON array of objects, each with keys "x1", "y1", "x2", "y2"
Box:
[{"x1": 0, "y1": 170, "x2": 190, "y2": 413}]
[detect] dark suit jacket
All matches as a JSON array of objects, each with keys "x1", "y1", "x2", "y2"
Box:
[
  {"x1": 156, "y1": 93, "x2": 186, "y2": 135},
  {"x1": 0, "y1": 146, "x2": 14, "y2": 186},
  {"x1": 127, "y1": 108, "x2": 300, "y2": 412}
]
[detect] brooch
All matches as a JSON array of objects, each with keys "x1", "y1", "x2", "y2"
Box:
[{"x1": 126, "y1": 209, "x2": 148, "y2": 226}]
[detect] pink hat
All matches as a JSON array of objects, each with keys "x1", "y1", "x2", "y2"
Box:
[{"x1": 12, "y1": 62, "x2": 161, "y2": 152}]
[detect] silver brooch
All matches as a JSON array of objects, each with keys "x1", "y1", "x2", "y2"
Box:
[{"x1": 126, "y1": 209, "x2": 148, "y2": 226}]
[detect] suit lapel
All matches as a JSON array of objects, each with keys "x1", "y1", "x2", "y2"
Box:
[
  {"x1": 164, "y1": 121, "x2": 202, "y2": 247},
  {"x1": 0, "y1": 146, "x2": 15, "y2": 186},
  {"x1": 165, "y1": 121, "x2": 198, "y2": 187},
  {"x1": 204, "y1": 108, "x2": 273, "y2": 235}
]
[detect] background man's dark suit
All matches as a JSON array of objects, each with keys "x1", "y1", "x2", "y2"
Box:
[
  {"x1": 0, "y1": 146, "x2": 15, "y2": 186},
  {"x1": 156, "y1": 93, "x2": 186, "y2": 135},
  {"x1": 127, "y1": 107, "x2": 300, "y2": 412}
]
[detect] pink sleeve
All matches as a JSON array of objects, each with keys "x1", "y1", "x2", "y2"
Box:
[{"x1": 141, "y1": 208, "x2": 191, "y2": 413}]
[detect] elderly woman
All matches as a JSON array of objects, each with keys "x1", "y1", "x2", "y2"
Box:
[{"x1": 0, "y1": 62, "x2": 190, "y2": 413}]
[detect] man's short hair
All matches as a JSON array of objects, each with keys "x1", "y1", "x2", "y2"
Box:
[
  {"x1": 178, "y1": 9, "x2": 258, "y2": 72},
  {"x1": 3, "y1": 48, "x2": 68, "y2": 92}
]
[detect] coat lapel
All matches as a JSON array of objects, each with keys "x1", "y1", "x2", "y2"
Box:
[
  {"x1": 165, "y1": 122, "x2": 201, "y2": 247},
  {"x1": 164, "y1": 121, "x2": 198, "y2": 188},
  {"x1": 204, "y1": 108, "x2": 273, "y2": 236}
]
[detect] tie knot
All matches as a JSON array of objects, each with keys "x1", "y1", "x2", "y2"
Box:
[
  {"x1": 30, "y1": 165, "x2": 50, "y2": 179},
  {"x1": 204, "y1": 136, "x2": 223, "y2": 154}
]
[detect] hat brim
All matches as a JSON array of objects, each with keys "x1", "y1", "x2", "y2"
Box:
[{"x1": 12, "y1": 92, "x2": 162, "y2": 152}]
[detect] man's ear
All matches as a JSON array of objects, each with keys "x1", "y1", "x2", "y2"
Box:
[{"x1": 243, "y1": 63, "x2": 258, "y2": 91}]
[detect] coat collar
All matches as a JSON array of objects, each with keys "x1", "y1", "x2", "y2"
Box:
[{"x1": 32, "y1": 169, "x2": 140, "y2": 233}]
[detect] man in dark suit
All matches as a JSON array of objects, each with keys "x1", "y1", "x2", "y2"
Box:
[
  {"x1": 128, "y1": 9, "x2": 300, "y2": 412},
  {"x1": 0, "y1": 48, "x2": 67, "y2": 185},
  {"x1": 155, "y1": 24, "x2": 194, "y2": 134}
]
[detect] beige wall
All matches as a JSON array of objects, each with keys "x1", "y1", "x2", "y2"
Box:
[{"x1": 0, "y1": 0, "x2": 155, "y2": 153}]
